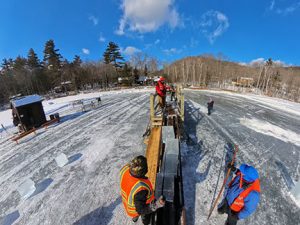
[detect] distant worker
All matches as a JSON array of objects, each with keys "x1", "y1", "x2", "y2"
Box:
[
  {"x1": 207, "y1": 98, "x2": 214, "y2": 115},
  {"x1": 170, "y1": 84, "x2": 176, "y2": 101},
  {"x1": 120, "y1": 155, "x2": 165, "y2": 225},
  {"x1": 155, "y1": 76, "x2": 167, "y2": 111},
  {"x1": 218, "y1": 164, "x2": 261, "y2": 225}
]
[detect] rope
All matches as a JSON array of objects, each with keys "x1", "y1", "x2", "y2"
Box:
[{"x1": 207, "y1": 144, "x2": 239, "y2": 220}]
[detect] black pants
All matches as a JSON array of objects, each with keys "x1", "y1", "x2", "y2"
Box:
[
  {"x1": 132, "y1": 214, "x2": 152, "y2": 225},
  {"x1": 218, "y1": 200, "x2": 239, "y2": 225},
  {"x1": 208, "y1": 107, "x2": 212, "y2": 115},
  {"x1": 141, "y1": 214, "x2": 152, "y2": 225},
  {"x1": 171, "y1": 92, "x2": 176, "y2": 101}
]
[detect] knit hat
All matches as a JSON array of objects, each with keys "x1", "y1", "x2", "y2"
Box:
[{"x1": 129, "y1": 155, "x2": 148, "y2": 177}]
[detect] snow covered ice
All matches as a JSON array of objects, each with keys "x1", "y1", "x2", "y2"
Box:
[
  {"x1": 17, "y1": 179, "x2": 36, "y2": 199},
  {"x1": 291, "y1": 181, "x2": 300, "y2": 207},
  {"x1": 0, "y1": 88, "x2": 299, "y2": 225},
  {"x1": 55, "y1": 153, "x2": 69, "y2": 167}
]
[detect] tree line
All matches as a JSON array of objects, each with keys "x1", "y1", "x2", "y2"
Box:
[
  {"x1": 0, "y1": 40, "x2": 160, "y2": 105},
  {"x1": 1, "y1": 40, "x2": 299, "y2": 105},
  {"x1": 163, "y1": 55, "x2": 300, "y2": 102}
]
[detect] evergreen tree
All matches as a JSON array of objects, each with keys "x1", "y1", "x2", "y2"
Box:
[
  {"x1": 43, "y1": 39, "x2": 63, "y2": 87},
  {"x1": 27, "y1": 48, "x2": 41, "y2": 69},
  {"x1": 71, "y1": 55, "x2": 83, "y2": 91},
  {"x1": 73, "y1": 55, "x2": 82, "y2": 67},
  {"x1": 144, "y1": 65, "x2": 148, "y2": 76},
  {"x1": 133, "y1": 67, "x2": 139, "y2": 83},
  {"x1": 27, "y1": 48, "x2": 51, "y2": 94},
  {"x1": 121, "y1": 63, "x2": 132, "y2": 77},
  {"x1": 1, "y1": 58, "x2": 14, "y2": 72},
  {"x1": 14, "y1": 56, "x2": 27, "y2": 70},
  {"x1": 43, "y1": 39, "x2": 62, "y2": 70},
  {"x1": 103, "y1": 42, "x2": 124, "y2": 68},
  {"x1": 13, "y1": 56, "x2": 35, "y2": 95}
]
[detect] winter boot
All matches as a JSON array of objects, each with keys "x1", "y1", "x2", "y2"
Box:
[{"x1": 132, "y1": 216, "x2": 139, "y2": 223}]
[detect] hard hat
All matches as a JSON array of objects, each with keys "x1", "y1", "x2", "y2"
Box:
[
  {"x1": 129, "y1": 155, "x2": 148, "y2": 177},
  {"x1": 239, "y1": 164, "x2": 259, "y2": 182}
]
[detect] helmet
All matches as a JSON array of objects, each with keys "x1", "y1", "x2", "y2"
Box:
[
  {"x1": 159, "y1": 77, "x2": 165, "y2": 82},
  {"x1": 239, "y1": 164, "x2": 259, "y2": 182},
  {"x1": 129, "y1": 155, "x2": 148, "y2": 177}
]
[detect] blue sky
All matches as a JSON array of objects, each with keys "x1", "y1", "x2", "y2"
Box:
[{"x1": 1, "y1": 0, "x2": 300, "y2": 65}]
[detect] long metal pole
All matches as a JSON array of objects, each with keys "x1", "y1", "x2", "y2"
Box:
[{"x1": 207, "y1": 144, "x2": 239, "y2": 220}]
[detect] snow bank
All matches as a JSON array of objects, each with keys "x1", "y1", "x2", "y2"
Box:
[{"x1": 240, "y1": 118, "x2": 300, "y2": 147}]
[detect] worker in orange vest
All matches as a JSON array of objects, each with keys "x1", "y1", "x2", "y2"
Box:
[
  {"x1": 120, "y1": 155, "x2": 165, "y2": 224},
  {"x1": 155, "y1": 76, "x2": 167, "y2": 111},
  {"x1": 218, "y1": 164, "x2": 261, "y2": 225}
]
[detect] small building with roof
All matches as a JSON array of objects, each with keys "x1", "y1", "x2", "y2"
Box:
[{"x1": 10, "y1": 95, "x2": 46, "y2": 131}]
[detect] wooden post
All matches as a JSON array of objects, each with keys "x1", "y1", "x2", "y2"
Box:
[
  {"x1": 150, "y1": 94, "x2": 155, "y2": 122},
  {"x1": 180, "y1": 95, "x2": 184, "y2": 122}
]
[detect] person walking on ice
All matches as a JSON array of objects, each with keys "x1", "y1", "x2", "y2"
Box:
[
  {"x1": 218, "y1": 164, "x2": 261, "y2": 225},
  {"x1": 120, "y1": 155, "x2": 165, "y2": 225}
]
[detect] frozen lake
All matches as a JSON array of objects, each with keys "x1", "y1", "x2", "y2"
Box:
[{"x1": 0, "y1": 89, "x2": 299, "y2": 225}]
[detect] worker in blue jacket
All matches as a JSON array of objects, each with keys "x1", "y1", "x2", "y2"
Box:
[{"x1": 218, "y1": 164, "x2": 261, "y2": 225}]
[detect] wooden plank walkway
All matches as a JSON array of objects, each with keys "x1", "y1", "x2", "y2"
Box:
[{"x1": 145, "y1": 127, "x2": 162, "y2": 189}]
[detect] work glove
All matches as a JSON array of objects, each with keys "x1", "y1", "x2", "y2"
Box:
[
  {"x1": 150, "y1": 196, "x2": 165, "y2": 211},
  {"x1": 227, "y1": 163, "x2": 237, "y2": 172}
]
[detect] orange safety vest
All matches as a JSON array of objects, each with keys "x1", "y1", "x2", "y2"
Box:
[
  {"x1": 230, "y1": 173, "x2": 261, "y2": 212},
  {"x1": 120, "y1": 165, "x2": 155, "y2": 218}
]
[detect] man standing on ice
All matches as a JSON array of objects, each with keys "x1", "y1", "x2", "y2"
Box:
[
  {"x1": 120, "y1": 155, "x2": 165, "y2": 225},
  {"x1": 155, "y1": 76, "x2": 167, "y2": 112},
  {"x1": 217, "y1": 164, "x2": 261, "y2": 225},
  {"x1": 207, "y1": 98, "x2": 214, "y2": 115}
]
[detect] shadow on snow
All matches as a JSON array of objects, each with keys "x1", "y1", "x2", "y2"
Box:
[{"x1": 73, "y1": 196, "x2": 122, "y2": 225}]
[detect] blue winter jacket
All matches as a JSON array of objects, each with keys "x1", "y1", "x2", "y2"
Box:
[{"x1": 226, "y1": 174, "x2": 260, "y2": 219}]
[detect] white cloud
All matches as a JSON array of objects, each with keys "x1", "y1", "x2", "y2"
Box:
[
  {"x1": 273, "y1": 60, "x2": 287, "y2": 67},
  {"x1": 238, "y1": 62, "x2": 247, "y2": 66},
  {"x1": 82, "y1": 48, "x2": 90, "y2": 55},
  {"x1": 200, "y1": 10, "x2": 229, "y2": 44},
  {"x1": 190, "y1": 37, "x2": 199, "y2": 48},
  {"x1": 249, "y1": 58, "x2": 265, "y2": 67},
  {"x1": 269, "y1": 0, "x2": 275, "y2": 10},
  {"x1": 268, "y1": 1, "x2": 300, "y2": 15},
  {"x1": 116, "y1": 0, "x2": 181, "y2": 35},
  {"x1": 88, "y1": 15, "x2": 99, "y2": 25},
  {"x1": 163, "y1": 48, "x2": 182, "y2": 55},
  {"x1": 248, "y1": 58, "x2": 287, "y2": 67},
  {"x1": 99, "y1": 34, "x2": 106, "y2": 42},
  {"x1": 122, "y1": 46, "x2": 142, "y2": 56}
]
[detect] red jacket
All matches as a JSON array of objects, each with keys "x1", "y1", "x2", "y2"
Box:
[{"x1": 156, "y1": 81, "x2": 166, "y2": 97}]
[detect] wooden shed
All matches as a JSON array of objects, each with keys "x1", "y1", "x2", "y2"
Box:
[{"x1": 11, "y1": 95, "x2": 46, "y2": 131}]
